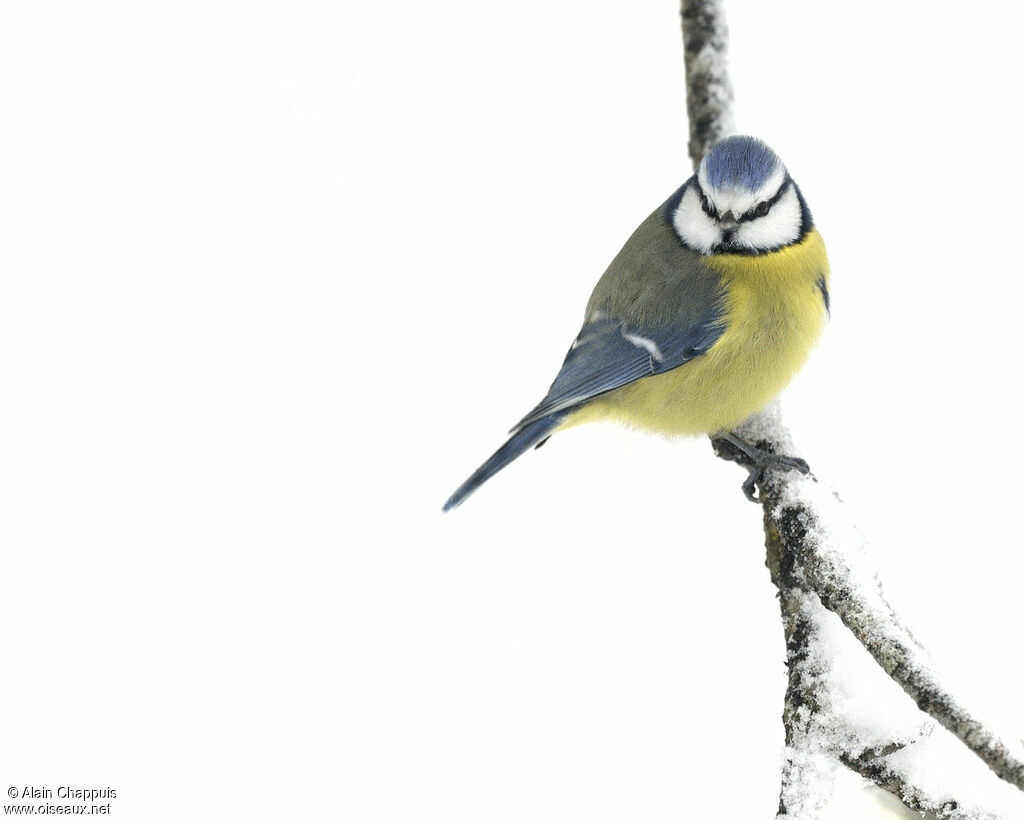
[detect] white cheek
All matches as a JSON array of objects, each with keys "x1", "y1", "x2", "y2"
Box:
[
  {"x1": 734, "y1": 186, "x2": 802, "y2": 251},
  {"x1": 672, "y1": 185, "x2": 721, "y2": 254}
]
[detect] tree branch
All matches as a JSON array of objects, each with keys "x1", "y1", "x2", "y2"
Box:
[
  {"x1": 842, "y1": 745, "x2": 1001, "y2": 820},
  {"x1": 680, "y1": 0, "x2": 735, "y2": 168},
  {"x1": 678, "y1": 0, "x2": 1024, "y2": 814},
  {"x1": 727, "y1": 408, "x2": 1024, "y2": 795}
]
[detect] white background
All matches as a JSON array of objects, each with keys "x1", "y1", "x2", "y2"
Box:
[{"x1": 2, "y1": 0, "x2": 1023, "y2": 817}]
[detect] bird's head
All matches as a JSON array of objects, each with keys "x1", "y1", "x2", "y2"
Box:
[{"x1": 671, "y1": 135, "x2": 809, "y2": 255}]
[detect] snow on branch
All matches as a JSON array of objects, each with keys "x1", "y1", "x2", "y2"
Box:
[
  {"x1": 678, "y1": 1, "x2": 1024, "y2": 815},
  {"x1": 716, "y1": 408, "x2": 1024, "y2": 818},
  {"x1": 774, "y1": 584, "x2": 930, "y2": 817}
]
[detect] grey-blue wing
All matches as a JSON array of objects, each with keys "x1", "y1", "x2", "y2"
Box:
[
  {"x1": 512, "y1": 314, "x2": 724, "y2": 433},
  {"x1": 512, "y1": 185, "x2": 727, "y2": 434},
  {"x1": 445, "y1": 185, "x2": 728, "y2": 511}
]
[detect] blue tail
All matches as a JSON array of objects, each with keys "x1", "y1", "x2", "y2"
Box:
[{"x1": 442, "y1": 413, "x2": 565, "y2": 512}]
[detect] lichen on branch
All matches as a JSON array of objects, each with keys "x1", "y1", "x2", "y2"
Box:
[{"x1": 678, "y1": 2, "x2": 1024, "y2": 813}]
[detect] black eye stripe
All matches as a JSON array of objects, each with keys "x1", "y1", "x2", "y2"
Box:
[
  {"x1": 699, "y1": 189, "x2": 717, "y2": 218},
  {"x1": 737, "y1": 177, "x2": 792, "y2": 223},
  {"x1": 691, "y1": 179, "x2": 719, "y2": 218},
  {"x1": 693, "y1": 175, "x2": 792, "y2": 223}
]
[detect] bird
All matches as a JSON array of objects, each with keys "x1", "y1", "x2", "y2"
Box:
[{"x1": 443, "y1": 135, "x2": 829, "y2": 511}]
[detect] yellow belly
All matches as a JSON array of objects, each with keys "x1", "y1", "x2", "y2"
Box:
[{"x1": 565, "y1": 229, "x2": 829, "y2": 436}]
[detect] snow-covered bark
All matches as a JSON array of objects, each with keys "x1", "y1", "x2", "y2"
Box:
[
  {"x1": 715, "y1": 408, "x2": 1024, "y2": 818},
  {"x1": 678, "y1": 1, "x2": 1024, "y2": 815}
]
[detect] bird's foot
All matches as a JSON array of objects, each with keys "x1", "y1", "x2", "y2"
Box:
[
  {"x1": 739, "y1": 453, "x2": 809, "y2": 502},
  {"x1": 713, "y1": 432, "x2": 810, "y2": 503}
]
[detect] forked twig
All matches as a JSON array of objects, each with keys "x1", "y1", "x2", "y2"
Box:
[{"x1": 679, "y1": 2, "x2": 1024, "y2": 814}]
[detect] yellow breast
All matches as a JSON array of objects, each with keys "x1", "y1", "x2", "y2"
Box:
[{"x1": 566, "y1": 229, "x2": 830, "y2": 436}]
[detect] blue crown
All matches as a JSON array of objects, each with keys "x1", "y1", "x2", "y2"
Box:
[{"x1": 701, "y1": 136, "x2": 782, "y2": 193}]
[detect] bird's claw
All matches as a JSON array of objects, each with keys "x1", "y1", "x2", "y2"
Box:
[
  {"x1": 771, "y1": 454, "x2": 810, "y2": 474},
  {"x1": 740, "y1": 452, "x2": 810, "y2": 503},
  {"x1": 742, "y1": 467, "x2": 762, "y2": 502}
]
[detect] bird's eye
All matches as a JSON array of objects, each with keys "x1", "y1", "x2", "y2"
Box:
[
  {"x1": 754, "y1": 201, "x2": 770, "y2": 218},
  {"x1": 699, "y1": 191, "x2": 717, "y2": 218}
]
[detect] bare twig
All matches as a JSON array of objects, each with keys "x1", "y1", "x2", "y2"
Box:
[{"x1": 680, "y1": 0, "x2": 735, "y2": 168}]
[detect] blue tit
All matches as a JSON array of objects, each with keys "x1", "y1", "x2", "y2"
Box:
[{"x1": 443, "y1": 135, "x2": 829, "y2": 511}]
